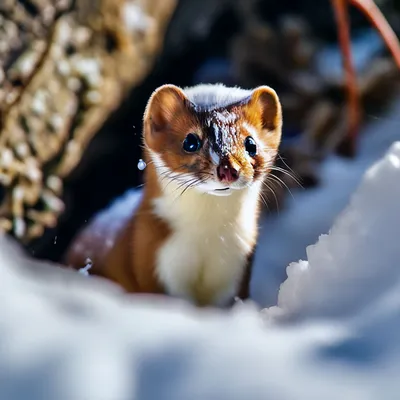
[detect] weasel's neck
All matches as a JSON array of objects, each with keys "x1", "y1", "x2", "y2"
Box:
[{"x1": 144, "y1": 159, "x2": 262, "y2": 237}]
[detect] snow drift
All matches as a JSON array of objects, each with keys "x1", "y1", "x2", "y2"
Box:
[
  {"x1": 269, "y1": 141, "x2": 400, "y2": 320},
  {"x1": 0, "y1": 142, "x2": 400, "y2": 400}
]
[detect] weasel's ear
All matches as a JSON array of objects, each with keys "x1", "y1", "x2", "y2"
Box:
[
  {"x1": 144, "y1": 84, "x2": 191, "y2": 134},
  {"x1": 244, "y1": 86, "x2": 282, "y2": 133}
]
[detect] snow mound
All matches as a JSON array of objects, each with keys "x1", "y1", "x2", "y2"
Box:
[
  {"x1": 1, "y1": 142, "x2": 400, "y2": 399},
  {"x1": 69, "y1": 189, "x2": 142, "y2": 261},
  {"x1": 270, "y1": 141, "x2": 400, "y2": 319}
]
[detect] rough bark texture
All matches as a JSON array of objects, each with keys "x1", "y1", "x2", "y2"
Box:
[{"x1": 0, "y1": 0, "x2": 176, "y2": 243}]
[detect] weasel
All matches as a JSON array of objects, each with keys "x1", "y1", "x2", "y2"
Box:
[{"x1": 65, "y1": 83, "x2": 283, "y2": 307}]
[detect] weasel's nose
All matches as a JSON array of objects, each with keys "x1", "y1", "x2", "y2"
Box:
[{"x1": 217, "y1": 161, "x2": 240, "y2": 183}]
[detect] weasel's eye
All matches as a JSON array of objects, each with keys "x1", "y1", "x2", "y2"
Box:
[
  {"x1": 183, "y1": 133, "x2": 202, "y2": 153},
  {"x1": 244, "y1": 136, "x2": 257, "y2": 157}
]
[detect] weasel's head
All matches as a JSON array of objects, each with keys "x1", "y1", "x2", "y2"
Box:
[{"x1": 143, "y1": 83, "x2": 282, "y2": 196}]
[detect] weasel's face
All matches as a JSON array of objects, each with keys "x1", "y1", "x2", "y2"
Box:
[{"x1": 144, "y1": 84, "x2": 282, "y2": 197}]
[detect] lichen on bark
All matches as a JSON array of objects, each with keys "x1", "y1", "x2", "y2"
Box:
[{"x1": 0, "y1": 0, "x2": 176, "y2": 243}]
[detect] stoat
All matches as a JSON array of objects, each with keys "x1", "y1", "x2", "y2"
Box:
[{"x1": 65, "y1": 83, "x2": 283, "y2": 307}]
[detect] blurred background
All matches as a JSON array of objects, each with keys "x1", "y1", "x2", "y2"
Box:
[{"x1": 1, "y1": 0, "x2": 399, "y2": 307}]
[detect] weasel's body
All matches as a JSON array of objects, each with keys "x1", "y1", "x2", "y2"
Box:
[{"x1": 66, "y1": 83, "x2": 282, "y2": 307}]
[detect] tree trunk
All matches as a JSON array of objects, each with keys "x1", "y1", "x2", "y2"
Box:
[{"x1": 0, "y1": 0, "x2": 176, "y2": 243}]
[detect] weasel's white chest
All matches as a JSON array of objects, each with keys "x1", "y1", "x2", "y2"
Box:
[{"x1": 153, "y1": 189, "x2": 258, "y2": 306}]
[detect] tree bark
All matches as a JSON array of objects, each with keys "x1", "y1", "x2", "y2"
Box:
[{"x1": 0, "y1": 0, "x2": 177, "y2": 243}]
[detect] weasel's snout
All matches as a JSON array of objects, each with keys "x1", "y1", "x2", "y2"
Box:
[{"x1": 217, "y1": 160, "x2": 240, "y2": 183}]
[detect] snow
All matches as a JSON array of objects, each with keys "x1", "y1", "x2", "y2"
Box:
[
  {"x1": 70, "y1": 189, "x2": 142, "y2": 260},
  {"x1": 265, "y1": 141, "x2": 400, "y2": 320},
  {"x1": 78, "y1": 257, "x2": 93, "y2": 276},
  {"x1": 253, "y1": 98, "x2": 400, "y2": 306},
  {"x1": 1, "y1": 135, "x2": 400, "y2": 398},
  {"x1": 137, "y1": 158, "x2": 147, "y2": 170}
]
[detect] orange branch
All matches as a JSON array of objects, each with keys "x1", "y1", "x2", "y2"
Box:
[
  {"x1": 331, "y1": 0, "x2": 361, "y2": 153},
  {"x1": 350, "y1": 0, "x2": 400, "y2": 69}
]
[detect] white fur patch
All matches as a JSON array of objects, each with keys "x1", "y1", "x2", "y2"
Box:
[
  {"x1": 150, "y1": 154, "x2": 261, "y2": 306},
  {"x1": 209, "y1": 148, "x2": 220, "y2": 165},
  {"x1": 183, "y1": 84, "x2": 252, "y2": 109},
  {"x1": 242, "y1": 122, "x2": 258, "y2": 139}
]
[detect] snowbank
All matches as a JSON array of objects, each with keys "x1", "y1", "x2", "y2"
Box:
[
  {"x1": 253, "y1": 98, "x2": 400, "y2": 307},
  {"x1": 1, "y1": 142, "x2": 400, "y2": 399},
  {"x1": 270, "y1": 141, "x2": 400, "y2": 320}
]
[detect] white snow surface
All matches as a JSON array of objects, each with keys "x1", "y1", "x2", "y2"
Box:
[
  {"x1": 1, "y1": 140, "x2": 400, "y2": 399},
  {"x1": 266, "y1": 141, "x2": 400, "y2": 320},
  {"x1": 253, "y1": 99, "x2": 400, "y2": 306},
  {"x1": 70, "y1": 189, "x2": 142, "y2": 261}
]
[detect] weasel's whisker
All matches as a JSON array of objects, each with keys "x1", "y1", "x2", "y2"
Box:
[
  {"x1": 259, "y1": 190, "x2": 271, "y2": 212},
  {"x1": 274, "y1": 155, "x2": 304, "y2": 188},
  {"x1": 267, "y1": 174, "x2": 296, "y2": 201},
  {"x1": 180, "y1": 176, "x2": 210, "y2": 198},
  {"x1": 261, "y1": 180, "x2": 279, "y2": 212},
  {"x1": 270, "y1": 167, "x2": 303, "y2": 190},
  {"x1": 172, "y1": 177, "x2": 199, "y2": 199},
  {"x1": 277, "y1": 154, "x2": 298, "y2": 176},
  {"x1": 180, "y1": 180, "x2": 200, "y2": 197}
]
